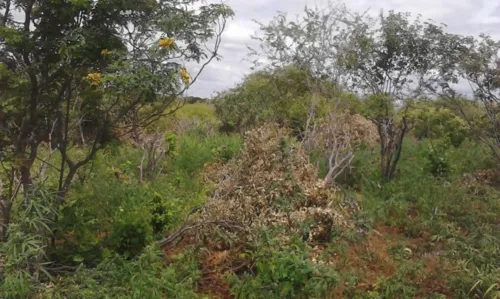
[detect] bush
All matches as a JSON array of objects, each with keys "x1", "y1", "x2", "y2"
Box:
[
  {"x1": 170, "y1": 130, "x2": 242, "y2": 175},
  {"x1": 149, "y1": 192, "x2": 179, "y2": 235},
  {"x1": 1, "y1": 189, "x2": 56, "y2": 298},
  {"x1": 108, "y1": 214, "x2": 152, "y2": 258},
  {"x1": 406, "y1": 100, "x2": 469, "y2": 147},
  {"x1": 214, "y1": 66, "x2": 342, "y2": 134},
  {"x1": 230, "y1": 234, "x2": 339, "y2": 298},
  {"x1": 424, "y1": 140, "x2": 451, "y2": 178}
]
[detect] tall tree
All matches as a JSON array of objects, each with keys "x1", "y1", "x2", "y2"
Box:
[
  {"x1": 0, "y1": 0, "x2": 233, "y2": 237},
  {"x1": 251, "y1": 2, "x2": 355, "y2": 95},
  {"x1": 253, "y1": 6, "x2": 448, "y2": 180},
  {"x1": 340, "y1": 11, "x2": 449, "y2": 180}
]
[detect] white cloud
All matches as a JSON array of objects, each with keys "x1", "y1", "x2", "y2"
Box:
[{"x1": 469, "y1": 1, "x2": 500, "y2": 24}]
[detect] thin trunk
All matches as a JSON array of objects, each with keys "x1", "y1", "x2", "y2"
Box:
[
  {"x1": 1, "y1": 176, "x2": 20, "y2": 240},
  {"x1": 387, "y1": 117, "x2": 407, "y2": 179},
  {"x1": 1, "y1": 0, "x2": 11, "y2": 26},
  {"x1": 1, "y1": 201, "x2": 12, "y2": 239}
]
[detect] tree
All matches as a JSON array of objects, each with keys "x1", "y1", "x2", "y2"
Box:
[
  {"x1": 250, "y1": 2, "x2": 356, "y2": 93},
  {"x1": 338, "y1": 11, "x2": 451, "y2": 180},
  {"x1": 253, "y1": 6, "x2": 449, "y2": 180},
  {"x1": 247, "y1": 5, "x2": 367, "y2": 185},
  {"x1": 214, "y1": 66, "x2": 322, "y2": 134},
  {"x1": 0, "y1": 0, "x2": 233, "y2": 238},
  {"x1": 428, "y1": 33, "x2": 500, "y2": 160}
]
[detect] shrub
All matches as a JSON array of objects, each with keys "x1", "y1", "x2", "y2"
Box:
[
  {"x1": 230, "y1": 235, "x2": 340, "y2": 298},
  {"x1": 213, "y1": 66, "x2": 339, "y2": 134},
  {"x1": 424, "y1": 140, "x2": 451, "y2": 178},
  {"x1": 406, "y1": 100, "x2": 469, "y2": 147},
  {"x1": 149, "y1": 192, "x2": 179, "y2": 235},
  {"x1": 108, "y1": 214, "x2": 152, "y2": 259},
  {"x1": 0, "y1": 189, "x2": 56, "y2": 298}
]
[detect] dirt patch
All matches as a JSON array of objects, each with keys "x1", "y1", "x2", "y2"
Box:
[
  {"x1": 415, "y1": 255, "x2": 451, "y2": 298},
  {"x1": 197, "y1": 243, "x2": 252, "y2": 299},
  {"x1": 324, "y1": 225, "x2": 451, "y2": 296},
  {"x1": 163, "y1": 240, "x2": 249, "y2": 299},
  {"x1": 356, "y1": 226, "x2": 399, "y2": 287},
  {"x1": 162, "y1": 224, "x2": 452, "y2": 298}
]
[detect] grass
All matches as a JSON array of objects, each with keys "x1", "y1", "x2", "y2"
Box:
[
  {"x1": 2, "y1": 124, "x2": 499, "y2": 298},
  {"x1": 174, "y1": 102, "x2": 218, "y2": 121},
  {"x1": 334, "y1": 137, "x2": 500, "y2": 298}
]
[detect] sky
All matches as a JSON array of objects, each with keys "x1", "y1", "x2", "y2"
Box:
[{"x1": 186, "y1": 0, "x2": 500, "y2": 98}]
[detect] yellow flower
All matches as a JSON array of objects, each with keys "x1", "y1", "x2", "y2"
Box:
[
  {"x1": 179, "y1": 67, "x2": 191, "y2": 85},
  {"x1": 159, "y1": 37, "x2": 175, "y2": 49},
  {"x1": 101, "y1": 49, "x2": 112, "y2": 56},
  {"x1": 86, "y1": 72, "x2": 102, "y2": 86}
]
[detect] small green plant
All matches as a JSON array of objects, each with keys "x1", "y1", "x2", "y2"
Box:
[
  {"x1": 371, "y1": 261, "x2": 425, "y2": 298},
  {"x1": 108, "y1": 214, "x2": 152, "y2": 259},
  {"x1": 424, "y1": 139, "x2": 451, "y2": 178},
  {"x1": 149, "y1": 192, "x2": 179, "y2": 235},
  {"x1": 230, "y1": 234, "x2": 339, "y2": 298}
]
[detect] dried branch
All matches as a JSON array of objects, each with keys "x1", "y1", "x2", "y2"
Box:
[{"x1": 156, "y1": 220, "x2": 247, "y2": 248}]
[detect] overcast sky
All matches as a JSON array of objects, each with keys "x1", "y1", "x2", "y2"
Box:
[{"x1": 186, "y1": 0, "x2": 500, "y2": 98}]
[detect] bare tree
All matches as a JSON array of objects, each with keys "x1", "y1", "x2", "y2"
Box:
[
  {"x1": 136, "y1": 129, "x2": 175, "y2": 184},
  {"x1": 302, "y1": 105, "x2": 354, "y2": 186},
  {"x1": 251, "y1": 2, "x2": 357, "y2": 91}
]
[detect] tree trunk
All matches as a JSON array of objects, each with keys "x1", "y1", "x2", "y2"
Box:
[
  {"x1": 376, "y1": 117, "x2": 408, "y2": 181},
  {"x1": 1, "y1": 200, "x2": 12, "y2": 239}
]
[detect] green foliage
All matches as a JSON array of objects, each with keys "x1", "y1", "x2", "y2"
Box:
[
  {"x1": 1, "y1": 189, "x2": 56, "y2": 298},
  {"x1": 230, "y1": 234, "x2": 339, "y2": 299},
  {"x1": 214, "y1": 66, "x2": 336, "y2": 134},
  {"x1": 108, "y1": 213, "x2": 152, "y2": 259},
  {"x1": 424, "y1": 139, "x2": 452, "y2": 178},
  {"x1": 0, "y1": 1, "x2": 234, "y2": 269},
  {"x1": 170, "y1": 129, "x2": 242, "y2": 175},
  {"x1": 349, "y1": 137, "x2": 500, "y2": 297},
  {"x1": 371, "y1": 261, "x2": 425, "y2": 298},
  {"x1": 406, "y1": 100, "x2": 469, "y2": 147},
  {"x1": 362, "y1": 93, "x2": 395, "y2": 120},
  {"x1": 429, "y1": 32, "x2": 500, "y2": 161},
  {"x1": 174, "y1": 102, "x2": 218, "y2": 121},
  {"x1": 149, "y1": 192, "x2": 176, "y2": 235},
  {"x1": 2, "y1": 1, "x2": 500, "y2": 297},
  {"x1": 55, "y1": 128, "x2": 242, "y2": 264},
  {"x1": 39, "y1": 245, "x2": 202, "y2": 299}
]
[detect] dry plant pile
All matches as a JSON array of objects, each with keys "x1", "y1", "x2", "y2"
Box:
[
  {"x1": 302, "y1": 112, "x2": 378, "y2": 185},
  {"x1": 459, "y1": 169, "x2": 500, "y2": 195},
  {"x1": 345, "y1": 114, "x2": 379, "y2": 147},
  {"x1": 199, "y1": 125, "x2": 349, "y2": 243},
  {"x1": 309, "y1": 113, "x2": 378, "y2": 148}
]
